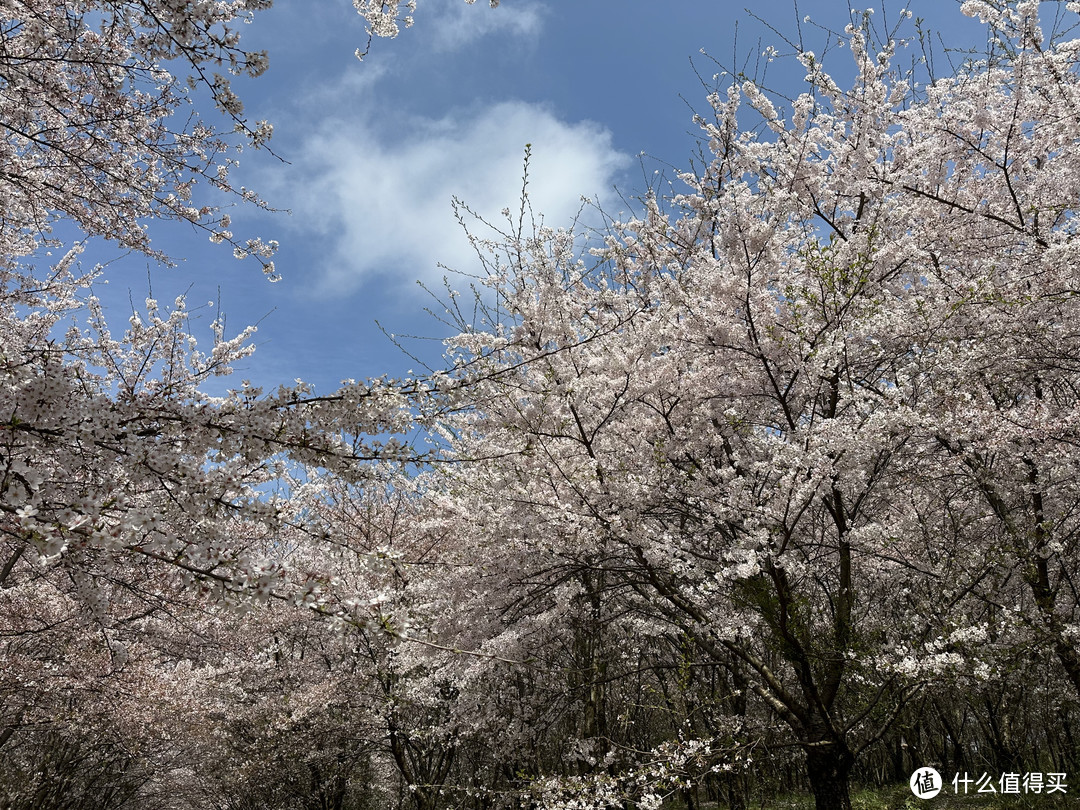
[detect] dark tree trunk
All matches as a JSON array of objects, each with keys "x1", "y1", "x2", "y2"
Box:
[
  {"x1": 725, "y1": 771, "x2": 749, "y2": 810},
  {"x1": 805, "y1": 742, "x2": 854, "y2": 810},
  {"x1": 890, "y1": 735, "x2": 906, "y2": 784}
]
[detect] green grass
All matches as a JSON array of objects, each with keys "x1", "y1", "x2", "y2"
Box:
[
  {"x1": 678, "y1": 785, "x2": 1078, "y2": 810},
  {"x1": 851, "y1": 784, "x2": 1078, "y2": 810}
]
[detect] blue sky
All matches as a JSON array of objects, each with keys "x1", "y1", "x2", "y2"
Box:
[{"x1": 85, "y1": 1, "x2": 991, "y2": 396}]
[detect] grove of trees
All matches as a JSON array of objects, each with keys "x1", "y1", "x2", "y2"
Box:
[{"x1": 3, "y1": 2, "x2": 1080, "y2": 810}]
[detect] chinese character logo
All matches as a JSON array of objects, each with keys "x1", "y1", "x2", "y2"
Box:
[{"x1": 911, "y1": 767, "x2": 943, "y2": 799}]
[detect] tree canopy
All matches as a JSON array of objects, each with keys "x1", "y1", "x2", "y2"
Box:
[{"x1": 3, "y1": 2, "x2": 1080, "y2": 810}]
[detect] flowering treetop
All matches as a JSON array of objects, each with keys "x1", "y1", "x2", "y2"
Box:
[
  {"x1": 0, "y1": 0, "x2": 498, "y2": 621},
  {"x1": 418, "y1": 3, "x2": 1080, "y2": 807}
]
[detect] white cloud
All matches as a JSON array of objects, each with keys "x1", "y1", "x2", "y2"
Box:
[
  {"x1": 282, "y1": 99, "x2": 630, "y2": 296},
  {"x1": 423, "y1": 0, "x2": 546, "y2": 52}
]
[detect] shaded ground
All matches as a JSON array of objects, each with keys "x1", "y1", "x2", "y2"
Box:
[{"x1": 683, "y1": 786, "x2": 1078, "y2": 810}]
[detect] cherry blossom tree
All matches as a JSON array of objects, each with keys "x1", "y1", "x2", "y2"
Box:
[
  {"x1": 0, "y1": 0, "x2": 518, "y2": 638},
  {"x1": 0, "y1": 0, "x2": 281, "y2": 270},
  {"x1": 0, "y1": 1, "x2": 496, "y2": 800},
  {"x1": 0, "y1": 467, "x2": 434, "y2": 808},
  {"x1": 895, "y1": 0, "x2": 1080, "y2": 700},
  {"x1": 0, "y1": 0, "x2": 496, "y2": 267},
  {"x1": 422, "y1": 4, "x2": 1080, "y2": 808},
  {"x1": 353, "y1": 0, "x2": 501, "y2": 55},
  {"x1": 8, "y1": 0, "x2": 1080, "y2": 807}
]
